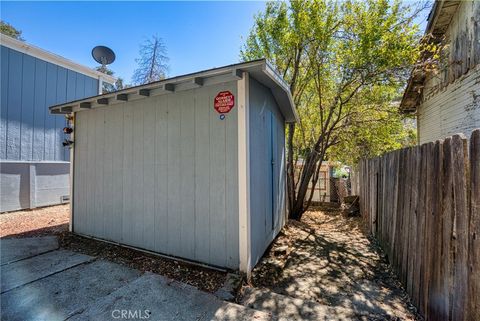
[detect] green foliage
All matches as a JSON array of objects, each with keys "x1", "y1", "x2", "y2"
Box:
[
  {"x1": 242, "y1": 0, "x2": 422, "y2": 166},
  {"x1": 241, "y1": 0, "x2": 426, "y2": 217},
  {"x1": 95, "y1": 67, "x2": 130, "y2": 93},
  {"x1": 1, "y1": 20, "x2": 24, "y2": 40}
]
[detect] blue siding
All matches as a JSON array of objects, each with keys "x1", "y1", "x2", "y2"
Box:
[
  {"x1": 20, "y1": 55, "x2": 35, "y2": 160},
  {"x1": 32, "y1": 59, "x2": 47, "y2": 160},
  {"x1": 1, "y1": 46, "x2": 9, "y2": 159},
  {"x1": 6, "y1": 49, "x2": 22, "y2": 160},
  {"x1": 248, "y1": 77, "x2": 287, "y2": 266},
  {"x1": 0, "y1": 46, "x2": 99, "y2": 161}
]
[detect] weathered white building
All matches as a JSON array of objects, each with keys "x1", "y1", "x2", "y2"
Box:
[
  {"x1": 400, "y1": 0, "x2": 480, "y2": 144},
  {"x1": 50, "y1": 59, "x2": 298, "y2": 274}
]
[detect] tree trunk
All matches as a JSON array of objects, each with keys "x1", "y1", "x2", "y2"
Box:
[
  {"x1": 286, "y1": 123, "x2": 296, "y2": 215},
  {"x1": 288, "y1": 144, "x2": 327, "y2": 221},
  {"x1": 289, "y1": 152, "x2": 319, "y2": 220}
]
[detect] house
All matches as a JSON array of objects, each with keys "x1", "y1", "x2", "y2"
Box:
[
  {"x1": 400, "y1": 1, "x2": 480, "y2": 144},
  {"x1": 0, "y1": 34, "x2": 115, "y2": 212},
  {"x1": 49, "y1": 59, "x2": 298, "y2": 274}
]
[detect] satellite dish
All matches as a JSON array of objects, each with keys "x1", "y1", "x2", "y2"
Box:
[{"x1": 92, "y1": 46, "x2": 116, "y2": 67}]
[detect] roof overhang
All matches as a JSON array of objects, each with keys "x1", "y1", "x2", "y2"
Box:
[
  {"x1": 49, "y1": 59, "x2": 299, "y2": 123},
  {"x1": 399, "y1": 0, "x2": 461, "y2": 113},
  {"x1": 1, "y1": 34, "x2": 116, "y2": 84}
]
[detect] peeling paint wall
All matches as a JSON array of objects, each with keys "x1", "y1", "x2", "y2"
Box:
[{"x1": 418, "y1": 1, "x2": 480, "y2": 144}]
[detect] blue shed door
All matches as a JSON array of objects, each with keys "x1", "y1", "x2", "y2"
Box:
[{"x1": 266, "y1": 111, "x2": 276, "y2": 233}]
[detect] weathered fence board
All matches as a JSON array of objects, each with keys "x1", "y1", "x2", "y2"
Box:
[
  {"x1": 468, "y1": 130, "x2": 480, "y2": 321},
  {"x1": 356, "y1": 129, "x2": 480, "y2": 321}
]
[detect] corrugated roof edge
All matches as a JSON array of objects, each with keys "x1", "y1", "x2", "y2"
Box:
[
  {"x1": 1, "y1": 34, "x2": 116, "y2": 84},
  {"x1": 49, "y1": 58, "x2": 299, "y2": 123}
]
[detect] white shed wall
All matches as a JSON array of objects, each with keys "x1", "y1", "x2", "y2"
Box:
[
  {"x1": 73, "y1": 83, "x2": 239, "y2": 269},
  {"x1": 248, "y1": 77, "x2": 287, "y2": 266}
]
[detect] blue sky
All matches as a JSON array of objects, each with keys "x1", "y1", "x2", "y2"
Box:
[
  {"x1": 1, "y1": 1, "x2": 429, "y2": 83},
  {"x1": 1, "y1": 1, "x2": 266, "y2": 82}
]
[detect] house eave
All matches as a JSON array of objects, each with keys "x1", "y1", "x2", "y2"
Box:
[
  {"x1": 0, "y1": 34, "x2": 116, "y2": 84},
  {"x1": 399, "y1": 0, "x2": 462, "y2": 113}
]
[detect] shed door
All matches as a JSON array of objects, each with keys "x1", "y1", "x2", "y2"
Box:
[{"x1": 266, "y1": 111, "x2": 276, "y2": 233}]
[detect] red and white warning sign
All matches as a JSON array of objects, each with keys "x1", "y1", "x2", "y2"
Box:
[{"x1": 214, "y1": 91, "x2": 235, "y2": 114}]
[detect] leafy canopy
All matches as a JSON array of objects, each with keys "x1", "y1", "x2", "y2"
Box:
[
  {"x1": 241, "y1": 0, "x2": 421, "y2": 166},
  {"x1": 1, "y1": 20, "x2": 24, "y2": 40},
  {"x1": 241, "y1": 0, "x2": 424, "y2": 218}
]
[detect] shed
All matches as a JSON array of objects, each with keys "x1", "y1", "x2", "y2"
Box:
[{"x1": 49, "y1": 59, "x2": 298, "y2": 273}]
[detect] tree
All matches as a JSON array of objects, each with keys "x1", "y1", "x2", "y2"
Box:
[
  {"x1": 95, "y1": 67, "x2": 129, "y2": 93},
  {"x1": 132, "y1": 35, "x2": 169, "y2": 85},
  {"x1": 1, "y1": 20, "x2": 24, "y2": 40},
  {"x1": 241, "y1": 0, "x2": 426, "y2": 220}
]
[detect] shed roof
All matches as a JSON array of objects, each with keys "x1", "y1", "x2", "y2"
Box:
[
  {"x1": 1, "y1": 34, "x2": 116, "y2": 84},
  {"x1": 399, "y1": 0, "x2": 461, "y2": 113},
  {"x1": 49, "y1": 59, "x2": 299, "y2": 123}
]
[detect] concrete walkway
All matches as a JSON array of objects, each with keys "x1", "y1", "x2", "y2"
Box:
[{"x1": 0, "y1": 237, "x2": 269, "y2": 321}]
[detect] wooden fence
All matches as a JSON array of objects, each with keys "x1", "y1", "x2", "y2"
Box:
[{"x1": 357, "y1": 129, "x2": 479, "y2": 321}]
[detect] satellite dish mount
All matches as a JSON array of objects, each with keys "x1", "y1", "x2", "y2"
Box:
[{"x1": 92, "y1": 46, "x2": 116, "y2": 72}]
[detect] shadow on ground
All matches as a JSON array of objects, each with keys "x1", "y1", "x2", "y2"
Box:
[
  {"x1": 1, "y1": 223, "x2": 69, "y2": 239},
  {"x1": 250, "y1": 205, "x2": 421, "y2": 320}
]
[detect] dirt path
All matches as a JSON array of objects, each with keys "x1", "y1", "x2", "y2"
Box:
[
  {"x1": 0, "y1": 205, "x2": 69, "y2": 238},
  {"x1": 249, "y1": 205, "x2": 421, "y2": 320}
]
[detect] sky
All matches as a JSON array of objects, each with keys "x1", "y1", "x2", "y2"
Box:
[
  {"x1": 0, "y1": 1, "x2": 267, "y2": 82},
  {"x1": 1, "y1": 1, "x2": 430, "y2": 84}
]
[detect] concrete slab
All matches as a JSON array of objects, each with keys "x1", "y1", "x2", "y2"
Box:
[
  {"x1": 0, "y1": 236, "x2": 58, "y2": 265},
  {"x1": 71, "y1": 273, "x2": 271, "y2": 321},
  {"x1": 1, "y1": 249, "x2": 93, "y2": 293},
  {"x1": 1, "y1": 260, "x2": 142, "y2": 321}
]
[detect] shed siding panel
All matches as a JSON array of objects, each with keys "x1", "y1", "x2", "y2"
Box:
[
  {"x1": 122, "y1": 103, "x2": 134, "y2": 245},
  {"x1": 194, "y1": 87, "x2": 211, "y2": 264},
  {"x1": 0, "y1": 46, "x2": 98, "y2": 162},
  {"x1": 143, "y1": 98, "x2": 156, "y2": 250},
  {"x1": 166, "y1": 94, "x2": 182, "y2": 256},
  {"x1": 73, "y1": 111, "x2": 88, "y2": 233},
  {"x1": 209, "y1": 87, "x2": 227, "y2": 267},
  {"x1": 132, "y1": 101, "x2": 144, "y2": 247},
  {"x1": 154, "y1": 95, "x2": 168, "y2": 253},
  {"x1": 73, "y1": 83, "x2": 239, "y2": 269},
  {"x1": 248, "y1": 77, "x2": 287, "y2": 267},
  {"x1": 93, "y1": 108, "x2": 105, "y2": 238},
  {"x1": 180, "y1": 92, "x2": 195, "y2": 259},
  {"x1": 225, "y1": 86, "x2": 239, "y2": 268},
  {"x1": 418, "y1": 67, "x2": 480, "y2": 144}
]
